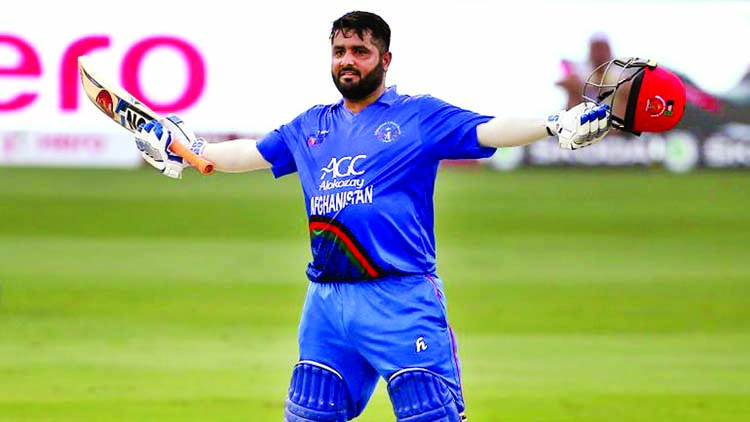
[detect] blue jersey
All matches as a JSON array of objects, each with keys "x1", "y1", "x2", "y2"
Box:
[{"x1": 257, "y1": 86, "x2": 495, "y2": 282}]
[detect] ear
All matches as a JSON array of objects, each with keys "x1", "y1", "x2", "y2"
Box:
[{"x1": 382, "y1": 51, "x2": 392, "y2": 71}]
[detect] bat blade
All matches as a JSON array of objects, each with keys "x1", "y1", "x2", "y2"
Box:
[
  {"x1": 78, "y1": 56, "x2": 157, "y2": 133},
  {"x1": 77, "y1": 55, "x2": 214, "y2": 175}
]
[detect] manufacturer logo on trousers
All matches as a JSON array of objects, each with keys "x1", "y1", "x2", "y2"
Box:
[{"x1": 416, "y1": 336, "x2": 428, "y2": 353}]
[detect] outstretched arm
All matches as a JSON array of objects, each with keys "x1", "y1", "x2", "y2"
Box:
[
  {"x1": 135, "y1": 114, "x2": 271, "y2": 178},
  {"x1": 476, "y1": 102, "x2": 611, "y2": 150},
  {"x1": 201, "y1": 139, "x2": 271, "y2": 173},
  {"x1": 476, "y1": 117, "x2": 548, "y2": 148}
]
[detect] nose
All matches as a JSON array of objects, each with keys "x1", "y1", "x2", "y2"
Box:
[{"x1": 340, "y1": 50, "x2": 355, "y2": 66}]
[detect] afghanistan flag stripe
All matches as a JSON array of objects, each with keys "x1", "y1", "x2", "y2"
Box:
[{"x1": 309, "y1": 216, "x2": 382, "y2": 278}]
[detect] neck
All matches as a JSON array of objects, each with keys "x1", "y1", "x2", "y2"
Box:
[{"x1": 343, "y1": 84, "x2": 386, "y2": 114}]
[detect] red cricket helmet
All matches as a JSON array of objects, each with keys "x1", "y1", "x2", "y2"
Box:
[{"x1": 583, "y1": 58, "x2": 686, "y2": 135}]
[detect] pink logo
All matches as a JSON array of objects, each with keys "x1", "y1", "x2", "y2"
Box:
[{"x1": 0, "y1": 34, "x2": 207, "y2": 114}]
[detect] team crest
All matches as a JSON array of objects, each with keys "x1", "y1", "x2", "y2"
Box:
[
  {"x1": 645, "y1": 95, "x2": 666, "y2": 118},
  {"x1": 375, "y1": 121, "x2": 401, "y2": 143},
  {"x1": 307, "y1": 130, "x2": 328, "y2": 147}
]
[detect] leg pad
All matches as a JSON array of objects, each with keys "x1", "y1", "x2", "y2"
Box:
[
  {"x1": 284, "y1": 361, "x2": 349, "y2": 422},
  {"x1": 387, "y1": 368, "x2": 462, "y2": 422}
]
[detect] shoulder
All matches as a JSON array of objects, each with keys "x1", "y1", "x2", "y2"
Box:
[
  {"x1": 401, "y1": 94, "x2": 459, "y2": 118},
  {"x1": 378, "y1": 86, "x2": 451, "y2": 111},
  {"x1": 282, "y1": 103, "x2": 337, "y2": 130},
  {"x1": 394, "y1": 92, "x2": 442, "y2": 104},
  {"x1": 295, "y1": 103, "x2": 336, "y2": 119},
  {"x1": 389, "y1": 93, "x2": 452, "y2": 115}
]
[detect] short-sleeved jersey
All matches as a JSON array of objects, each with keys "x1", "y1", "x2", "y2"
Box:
[{"x1": 257, "y1": 86, "x2": 495, "y2": 282}]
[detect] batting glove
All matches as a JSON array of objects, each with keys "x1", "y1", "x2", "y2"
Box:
[
  {"x1": 135, "y1": 119, "x2": 185, "y2": 179},
  {"x1": 546, "y1": 102, "x2": 611, "y2": 150},
  {"x1": 161, "y1": 114, "x2": 208, "y2": 164}
]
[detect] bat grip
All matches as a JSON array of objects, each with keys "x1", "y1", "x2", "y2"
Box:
[{"x1": 169, "y1": 141, "x2": 215, "y2": 175}]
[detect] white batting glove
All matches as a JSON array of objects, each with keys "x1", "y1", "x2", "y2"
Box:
[
  {"x1": 134, "y1": 119, "x2": 185, "y2": 179},
  {"x1": 161, "y1": 114, "x2": 208, "y2": 164},
  {"x1": 546, "y1": 102, "x2": 611, "y2": 150}
]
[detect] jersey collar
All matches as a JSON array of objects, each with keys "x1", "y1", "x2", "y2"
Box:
[{"x1": 377, "y1": 85, "x2": 399, "y2": 105}]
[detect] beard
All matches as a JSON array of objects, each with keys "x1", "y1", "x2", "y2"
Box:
[{"x1": 332, "y1": 62, "x2": 385, "y2": 101}]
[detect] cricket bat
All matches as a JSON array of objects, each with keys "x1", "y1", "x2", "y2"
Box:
[{"x1": 77, "y1": 55, "x2": 214, "y2": 175}]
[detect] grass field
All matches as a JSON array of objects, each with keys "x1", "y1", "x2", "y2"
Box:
[{"x1": 1, "y1": 165, "x2": 749, "y2": 421}]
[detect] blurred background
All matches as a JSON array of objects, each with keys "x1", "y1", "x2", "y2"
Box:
[
  {"x1": 1, "y1": 0, "x2": 749, "y2": 421},
  {"x1": 1, "y1": 0, "x2": 749, "y2": 171}
]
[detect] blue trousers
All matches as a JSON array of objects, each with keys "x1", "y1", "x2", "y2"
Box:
[{"x1": 297, "y1": 274, "x2": 465, "y2": 419}]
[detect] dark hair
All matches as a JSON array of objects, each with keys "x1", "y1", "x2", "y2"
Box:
[{"x1": 330, "y1": 11, "x2": 391, "y2": 54}]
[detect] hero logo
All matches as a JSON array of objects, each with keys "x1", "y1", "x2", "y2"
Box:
[
  {"x1": 0, "y1": 34, "x2": 205, "y2": 113},
  {"x1": 319, "y1": 155, "x2": 366, "y2": 191}
]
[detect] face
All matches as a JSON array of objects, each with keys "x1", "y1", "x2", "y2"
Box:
[
  {"x1": 331, "y1": 29, "x2": 390, "y2": 101},
  {"x1": 589, "y1": 40, "x2": 612, "y2": 68}
]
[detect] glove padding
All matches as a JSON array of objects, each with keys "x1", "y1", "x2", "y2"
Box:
[
  {"x1": 135, "y1": 119, "x2": 185, "y2": 179},
  {"x1": 134, "y1": 114, "x2": 207, "y2": 179},
  {"x1": 546, "y1": 102, "x2": 611, "y2": 150},
  {"x1": 161, "y1": 114, "x2": 208, "y2": 162}
]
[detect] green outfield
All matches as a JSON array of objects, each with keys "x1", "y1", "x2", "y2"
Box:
[{"x1": 1, "y1": 165, "x2": 749, "y2": 421}]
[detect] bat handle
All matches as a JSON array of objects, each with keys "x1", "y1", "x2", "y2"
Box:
[{"x1": 169, "y1": 141, "x2": 215, "y2": 175}]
